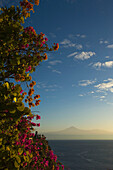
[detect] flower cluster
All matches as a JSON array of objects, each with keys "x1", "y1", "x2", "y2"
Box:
[
  {"x1": 15, "y1": 74, "x2": 25, "y2": 82},
  {"x1": 24, "y1": 26, "x2": 36, "y2": 37},
  {"x1": 12, "y1": 116, "x2": 64, "y2": 169},
  {"x1": 20, "y1": 0, "x2": 35, "y2": 18},
  {"x1": 43, "y1": 53, "x2": 48, "y2": 60},
  {"x1": 24, "y1": 81, "x2": 41, "y2": 108},
  {"x1": 54, "y1": 43, "x2": 59, "y2": 51},
  {"x1": 26, "y1": 65, "x2": 32, "y2": 72},
  {"x1": 34, "y1": 0, "x2": 39, "y2": 6}
]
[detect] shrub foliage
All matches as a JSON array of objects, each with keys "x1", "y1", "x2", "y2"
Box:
[{"x1": 0, "y1": 1, "x2": 63, "y2": 169}]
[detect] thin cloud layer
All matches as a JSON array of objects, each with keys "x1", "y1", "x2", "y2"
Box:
[
  {"x1": 67, "y1": 52, "x2": 78, "y2": 58},
  {"x1": 52, "y1": 70, "x2": 61, "y2": 74},
  {"x1": 74, "y1": 51, "x2": 96, "y2": 60},
  {"x1": 60, "y1": 39, "x2": 82, "y2": 49},
  {"x1": 37, "y1": 82, "x2": 62, "y2": 91},
  {"x1": 60, "y1": 39, "x2": 76, "y2": 48},
  {"x1": 68, "y1": 34, "x2": 86, "y2": 39},
  {"x1": 79, "y1": 79, "x2": 96, "y2": 86},
  {"x1": 95, "y1": 78, "x2": 113, "y2": 93},
  {"x1": 99, "y1": 40, "x2": 108, "y2": 44},
  {"x1": 49, "y1": 33, "x2": 56, "y2": 38},
  {"x1": 76, "y1": 34, "x2": 86, "y2": 38},
  {"x1": 49, "y1": 60, "x2": 62, "y2": 65}
]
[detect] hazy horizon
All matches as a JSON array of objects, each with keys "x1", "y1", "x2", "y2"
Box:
[
  {"x1": 41, "y1": 126, "x2": 113, "y2": 133},
  {"x1": 35, "y1": 126, "x2": 113, "y2": 140}
]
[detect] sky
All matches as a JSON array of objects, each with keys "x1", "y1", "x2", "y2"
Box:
[{"x1": 3, "y1": 0, "x2": 113, "y2": 133}]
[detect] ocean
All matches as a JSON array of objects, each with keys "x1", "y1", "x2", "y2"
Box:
[{"x1": 48, "y1": 140, "x2": 113, "y2": 170}]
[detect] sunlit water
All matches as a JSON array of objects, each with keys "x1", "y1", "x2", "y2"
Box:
[{"x1": 48, "y1": 140, "x2": 113, "y2": 170}]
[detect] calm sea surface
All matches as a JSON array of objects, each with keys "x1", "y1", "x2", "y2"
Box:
[{"x1": 48, "y1": 140, "x2": 113, "y2": 170}]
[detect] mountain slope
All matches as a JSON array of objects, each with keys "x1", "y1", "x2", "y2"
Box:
[{"x1": 41, "y1": 126, "x2": 113, "y2": 140}]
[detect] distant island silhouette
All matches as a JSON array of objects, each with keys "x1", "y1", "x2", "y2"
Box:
[{"x1": 40, "y1": 126, "x2": 113, "y2": 140}]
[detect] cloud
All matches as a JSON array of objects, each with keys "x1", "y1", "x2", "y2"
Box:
[
  {"x1": 103, "y1": 61, "x2": 113, "y2": 67},
  {"x1": 74, "y1": 51, "x2": 96, "y2": 60},
  {"x1": 37, "y1": 82, "x2": 62, "y2": 90},
  {"x1": 60, "y1": 38, "x2": 82, "y2": 49},
  {"x1": 107, "y1": 102, "x2": 113, "y2": 105},
  {"x1": 107, "y1": 44, "x2": 113, "y2": 48},
  {"x1": 81, "y1": 35, "x2": 86, "y2": 38},
  {"x1": 67, "y1": 52, "x2": 78, "y2": 58},
  {"x1": 79, "y1": 94, "x2": 84, "y2": 97},
  {"x1": 49, "y1": 60, "x2": 62, "y2": 65},
  {"x1": 68, "y1": 34, "x2": 76, "y2": 39},
  {"x1": 52, "y1": 70, "x2": 61, "y2": 74},
  {"x1": 95, "y1": 78, "x2": 113, "y2": 93},
  {"x1": 45, "y1": 89, "x2": 55, "y2": 92},
  {"x1": 89, "y1": 91, "x2": 95, "y2": 94},
  {"x1": 100, "y1": 96, "x2": 105, "y2": 99},
  {"x1": 72, "y1": 84, "x2": 76, "y2": 87},
  {"x1": 68, "y1": 34, "x2": 86, "y2": 39},
  {"x1": 93, "y1": 61, "x2": 113, "y2": 69},
  {"x1": 93, "y1": 62, "x2": 102, "y2": 69},
  {"x1": 76, "y1": 34, "x2": 86, "y2": 38},
  {"x1": 105, "y1": 56, "x2": 110, "y2": 58},
  {"x1": 79, "y1": 79, "x2": 96, "y2": 86},
  {"x1": 49, "y1": 33, "x2": 56, "y2": 38},
  {"x1": 76, "y1": 44, "x2": 83, "y2": 50},
  {"x1": 99, "y1": 40, "x2": 108, "y2": 44},
  {"x1": 60, "y1": 39, "x2": 76, "y2": 48},
  {"x1": 60, "y1": 39, "x2": 71, "y2": 45},
  {"x1": 47, "y1": 66, "x2": 52, "y2": 69}
]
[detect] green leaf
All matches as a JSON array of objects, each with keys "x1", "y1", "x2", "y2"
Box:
[
  {"x1": 24, "y1": 107, "x2": 31, "y2": 114},
  {"x1": 18, "y1": 148, "x2": 23, "y2": 155},
  {"x1": 15, "y1": 155, "x2": 21, "y2": 163},
  {"x1": 3, "y1": 82, "x2": 9, "y2": 89},
  {"x1": 9, "y1": 109, "x2": 16, "y2": 114},
  {"x1": 14, "y1": 160, "x2": 19, "y2": 168},
  {"x1": 13, "y1": 84, "x2": 21, "y2": 93},
  {"x1": 23, "y1": 155, "x2": 29, "y2": 162},
  {"x1": 17, "y1": 59, "x2": 20, "y2": 65},
  {"x1": 17, "y1": 102, "x2": 24, "y2": 112}
]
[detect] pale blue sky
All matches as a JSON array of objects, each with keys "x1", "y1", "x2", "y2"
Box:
[{"x1": 4, "y1": 0, "x2": 113, "y2": 132}]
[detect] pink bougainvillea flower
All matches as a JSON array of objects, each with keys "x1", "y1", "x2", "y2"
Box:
[
  {"x1": 23, "y1": 152, "x2": 26, "y2": 156},
  {"x1": 37, "y1": 123, "x2": 40, "y2": 127},
  {"x1": 36, "y1": 115, "x2": 41, "y2": 120},
  {"x1": 54, "y1": 155, "x2": 57, "y2": 162},
  {"x1": 26, "y1": 65, "x2": 32, "y2": 72},
  {"x1": 31, "y1": 122, "x2": 36, "y2": 126},
  {"x1": 45, "y1": 37, "x2": 48, "y2": 41},
  {"x1": 42, "y1": 41, "x2": 45, "y2": 44},
  {"x1": 26, "y1": 44, "x2": 29, "y2": 48},
  {"x1": 56, "y1": 166, "x2": 59, "y2": 170},
  {"x1": 61, "y1": 165, "x2": 64, "y2": 170},
  {"x1": 4, "y1": 110, "x2": 8, "y2": 113},
  {"x1": 20, "y1": 90, "x2": 23, "y2": 94},
  {"x1": 21, "y1": 45, "x2": 25, "y2": 49},
  {"x1": 12, "y1": 85, "x2": 15, "y2": 89}
]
